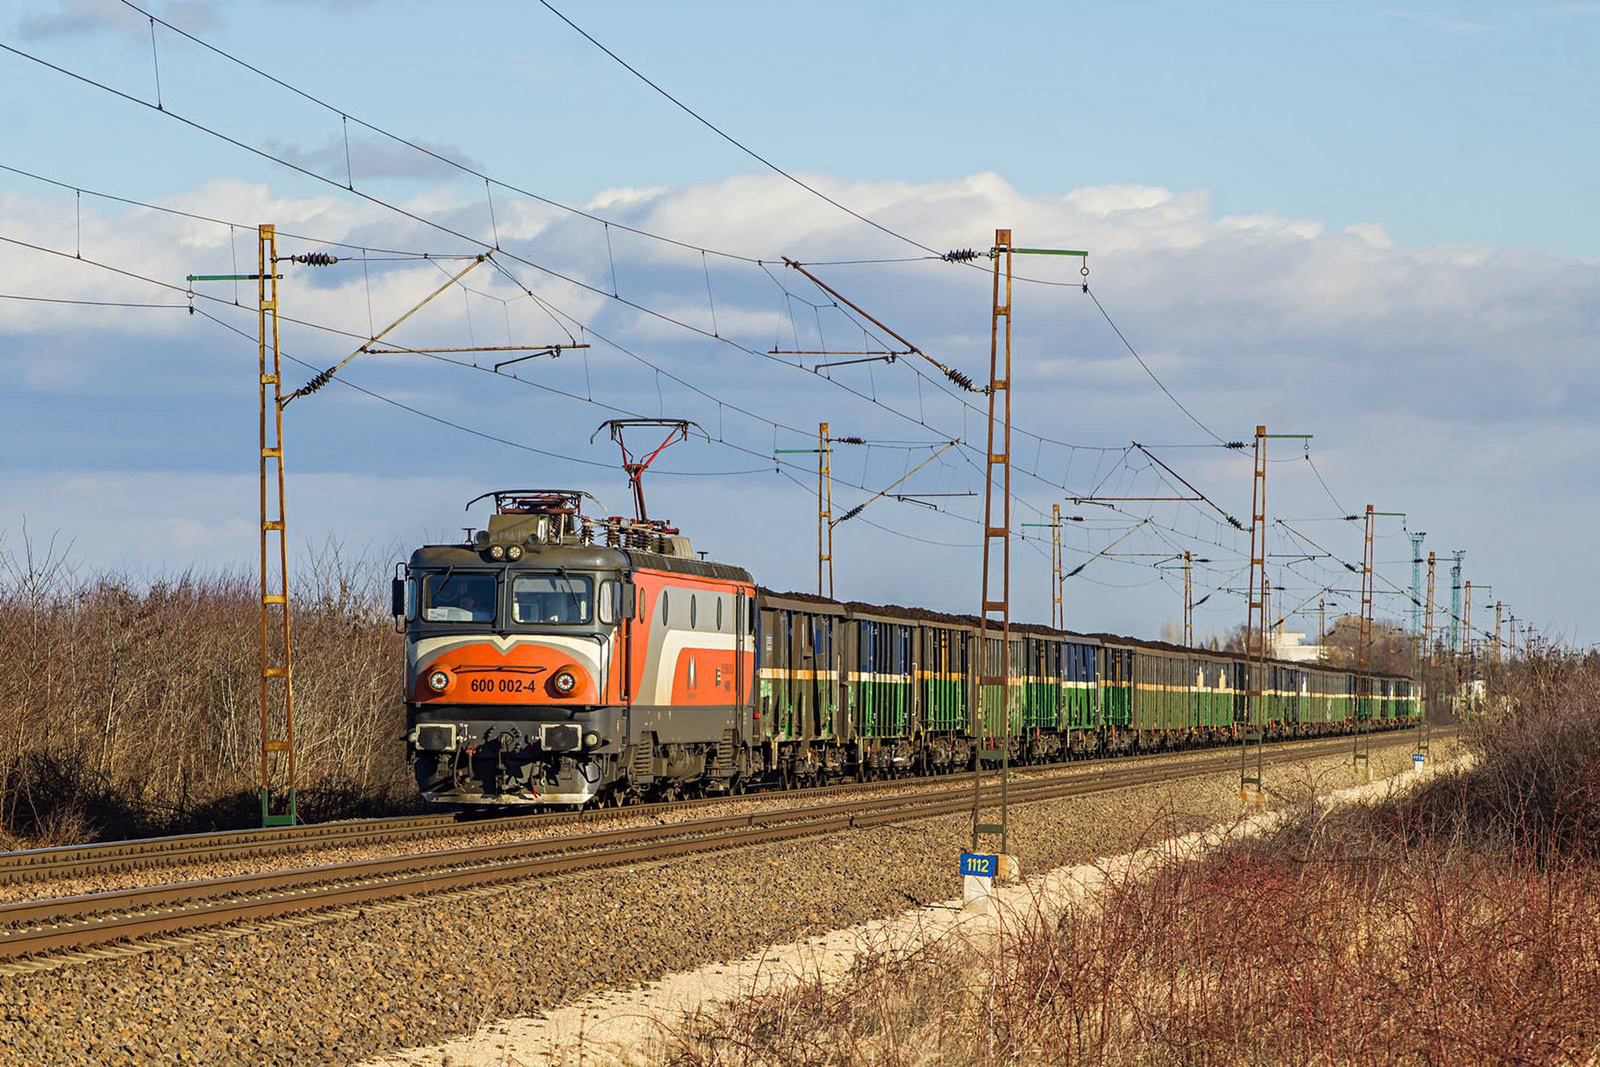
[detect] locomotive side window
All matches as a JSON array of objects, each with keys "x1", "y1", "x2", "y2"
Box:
[
  {"x1": 690, "y1": 595, "x2": 698, "y2": 629},
  {"x1": 598, "y1": 580, "x2": 619, "y2": 625},
  {"x1": 511, "y1": 574, "x2": 593, "y2": 624},
  {"x1": 716, "y1": 597, "x2": 723, "y2": 631},
  {"x1": 421, "y1": 573, "x2": 496, "y2": 623}
]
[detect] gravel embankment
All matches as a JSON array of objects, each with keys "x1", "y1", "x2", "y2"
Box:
[
  {"x1": 0, "y1": 734, "x2": 1381, "y2": 905},
  {"x1": 0, "y1": 734, "x2": 1448, "y2": 1066}
]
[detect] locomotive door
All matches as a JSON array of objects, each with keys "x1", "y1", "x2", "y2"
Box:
[{"x1": 734, "y1": 591, "x2": 747, "y2": 731}]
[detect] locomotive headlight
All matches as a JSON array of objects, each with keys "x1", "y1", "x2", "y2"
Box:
[
  {"x1": 506, "y1": 544, "x2": 524, "y2": 561},
  {"x1": 552, "y1": 669, "x2": 577, "y2": 695},
  {"x1": 427, "y1": 669, "x2": 451, "y2": 693},
  {"x1": 488, "y1": 544, "x2": 506, "y2": 561}
]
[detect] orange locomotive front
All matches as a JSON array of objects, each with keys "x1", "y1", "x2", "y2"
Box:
[{"x1": 398, "y1": 491, "x2": 757, "y2": 806}]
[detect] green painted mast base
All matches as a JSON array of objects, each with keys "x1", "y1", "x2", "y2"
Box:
[{"x1": 260, "y1": 787, "x2": 297, "y2": 827}]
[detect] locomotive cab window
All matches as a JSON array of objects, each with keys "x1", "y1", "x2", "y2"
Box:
[
  {"x1": 421, "y1": 572, "x2": 496, "y2": 623},
  {"x1": 598, "y1": 580, "x2": 620, "y2": 625},
  {"x1": 511, "y1": 574, "x2": 593, "y2": 625}
]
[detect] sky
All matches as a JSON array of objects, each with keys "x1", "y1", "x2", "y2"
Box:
[{"x1": 0, "y1": 0, "x2": 1595, "y2": 648}]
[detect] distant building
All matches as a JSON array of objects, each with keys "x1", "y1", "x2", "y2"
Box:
[{"x1": 1270, "y1": 628, "x2": 1322, "y2": 663}]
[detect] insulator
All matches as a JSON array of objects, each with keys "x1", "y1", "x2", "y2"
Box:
[
  {"x1": 299, "y1": 366, "x2": 336, "y2": 397},
  {"x1": 833, "y1": 435, "x2": 866, "y2": 445},
  {"x1": 1224, "y1": 441, "x2": 1247, "y2": 450},
  {"x1": 838, "y1": 504, "x2": 865, "y2": 523},
  {"x1": 292, "y1": 252, "x2": 339, "y2": 266},
  {"x1": 945, "y1": 367, "x2": 975, "y2": 391},
  {"x1": 942, "y1": 249, "x2": 978, "y2": 262}
]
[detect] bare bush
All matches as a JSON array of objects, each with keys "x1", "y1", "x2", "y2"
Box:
[
  {"x1": 669, "y1": 653, "x2": 1600, "y2": 1066},
  {"x1": 0, "y1": 531, "x2": 415, "y2": 844}
]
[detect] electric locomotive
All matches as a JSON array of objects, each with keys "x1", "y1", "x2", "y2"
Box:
[{"x1": 397, "y1": 489, "x2": 756, "y2": 806}]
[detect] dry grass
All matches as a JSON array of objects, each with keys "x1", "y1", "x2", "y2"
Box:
[
  {"x1": 0, "y1": 532, "x2": 416, "y2": 844},
  {"x1": 668, "y1": 654, "x2": 1600, "y2": 1066}
]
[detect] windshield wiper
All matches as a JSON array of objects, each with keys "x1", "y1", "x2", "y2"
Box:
[
  {"x1": 553, "y1": 565, "x2": 585, "y2": 618},
  {"x1": 423, "y1": 565, "x2": 458, "y2": 615}
]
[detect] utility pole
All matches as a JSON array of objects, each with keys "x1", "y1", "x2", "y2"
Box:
[
  {"x1": 186, "y1": 227, "x2": 340, "y2": 825},
  {"x1": 969, "y1": 230, "x2": 1086, "y2": 878},
  {"x1": 189, "y1": 231, "x2": 571, "y2": 826},
  {"x1": 1424, "y1": 552, "x2": 1437, "y2": 664},
  {"x1": 1241, "y1": 425, "x2": 1312, "y2": 804},
  {"x1": 1494, "y1": 600, "x2": 1503, "y2": 663},
  {"x1": 1410, "y1": 531, "x2": 1428, "y2": 759},
  {"x1": 1051, "y1": 503, "x2": 1064, "y2": 629},
  {"x1": 1409, "y1": 531, "x2": 1427, "y2": 639},
  {"x1": 1242, "y1": 425, "x2": 1269, "y2": 804},
  {"x1": 1318, "y1": 596, "x2": 1327, "y2": 650},
  {"x1": 255, "y1": 226, "x2": 296, "y2": 827},
  {"x1": 777, "y1": 429, "x2": 949, "y2": 598},
  {"x1": 1449, "y1": 550, "x2": 1465, "y2": 656},
  {"x1": 973, "y1": 226, "x2": 1016, "y2": 862},
  {"x1": 1463, "y1": 580, "x2": 1473, "y2": 658},
  {"x1": 1183, "y1": 550, "x2": 1193, "y2": 647},
  {"x1": 1352, "y1": 507, "x2": 1406, "y2": 775},
  {"x1": 1022, "y1": 506, "x2": 1075, "y2": 627},
  {"x1": 1354, "y1": 504, "x2": 1377, "y2": 777},
  {"x1": 818, "y1": 422, "x2": 833, "y2": 597}
]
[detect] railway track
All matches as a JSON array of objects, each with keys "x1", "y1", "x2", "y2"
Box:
[
  {"x1": 0, "y1": 728, "x2": 1447, "y2": 964},
  {"x1": 0, "y1": 725, "x2": 1439, "y2": 888}
]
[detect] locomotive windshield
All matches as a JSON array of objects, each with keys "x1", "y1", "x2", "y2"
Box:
[
  {"x1": 422, "y1": 572, "x2": 496, "y2": 623},
  {"x1": 511, "y1": 573, "x2": 593, "y2": 625}
]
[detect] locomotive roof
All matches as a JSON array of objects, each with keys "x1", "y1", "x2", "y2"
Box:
[
  {"x1": 410, "y1": 542, "x2": 631, "y2": 569},
  {"x1": 408, "y1": 541, "x2": 753, "y2": 584},
  {"x1": 625, "y1": 550, "x2": 753, "y2": 584}
]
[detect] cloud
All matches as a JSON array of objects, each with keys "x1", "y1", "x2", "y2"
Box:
[
  {"x1": 2, "y1": 168, "x2": 1596, "y2": 640},
  {"x1": 271, "y1": 0, "x2": 374, "y2": 8},
  {"x1": 16, "y1": 0, "x2": 219, "y2": 40},
  {"x1": 1377, "y1": 8, "x2": 1493, "y2": 33},
  {"x1": 265, "y1": 132, "x2": 481, "y2": 184}
]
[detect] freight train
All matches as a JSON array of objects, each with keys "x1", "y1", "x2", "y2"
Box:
[{"x1": 396, "y1": 490, "x2": 1419, "y2": 806}]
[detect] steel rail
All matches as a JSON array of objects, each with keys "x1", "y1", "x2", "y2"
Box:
[
  {"x1": 0, "y1": 769, "x2": 1133, "y2": 927},
  {"x1": 0, "y1": 724, "x2": 1444, "y2": 887},
  {"x1": 0, "y1": 729, "x2": 1444, "y2": 962}
]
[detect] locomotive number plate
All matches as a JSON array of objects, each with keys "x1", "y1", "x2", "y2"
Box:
[{"x1": 468, "y1": 677, "x2": 530, "y2": 694}]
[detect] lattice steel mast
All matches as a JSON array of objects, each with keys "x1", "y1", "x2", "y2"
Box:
[
  {"x1": 969, "y1": 230, "x2": 1087, "y2": 855},
  {"x1": 256, "y1": 226, "x2": 296, "y2": 826},
  {"x1": 972, "y1": 229, "x2": 1015, "y2": 854},
  {"x1": 819, "y1": 422, "x2": 833, "y2": 597}
]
